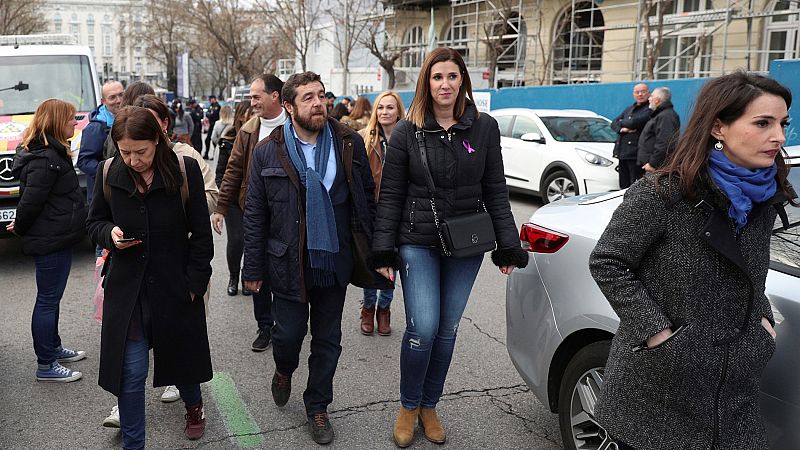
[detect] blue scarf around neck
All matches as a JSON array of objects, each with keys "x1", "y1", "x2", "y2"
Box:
[
  {"x1": 282, "y1": 117, "x2": 338, "y2": 287},
  {"x1": 707, "y1": 149, "x2": 777, "y2": 232}
]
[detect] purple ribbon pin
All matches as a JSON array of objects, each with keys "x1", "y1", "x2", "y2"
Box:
[{"x1": 463, "y1": 140, "x2": 476, "y2": 154}]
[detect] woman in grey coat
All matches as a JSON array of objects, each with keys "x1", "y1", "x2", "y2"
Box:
[{"x1": 589, "y1": 72, "x2": 794, "y2": 449}]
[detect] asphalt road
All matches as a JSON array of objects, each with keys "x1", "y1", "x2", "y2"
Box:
[{"x1": 0, "y1": 180, "x2": 561, "y2": 449}]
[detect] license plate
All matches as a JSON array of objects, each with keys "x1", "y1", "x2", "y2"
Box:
[{"x1": 0, "y1": 208, "x2": 15, "y2": 223}]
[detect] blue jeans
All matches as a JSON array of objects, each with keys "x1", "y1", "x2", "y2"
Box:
[
  {"x1": 397, "y1": 245, "x2": 483, "y2": 410},
  {"x1": 362, "y1": 288, "x2": 393, "y2": 309},
  {"x1": 32, "y1": 247, "x2": 72, "y2": 365},
  {"x1": 118, "y1": 338, "x2": 202, "y2": 450}
]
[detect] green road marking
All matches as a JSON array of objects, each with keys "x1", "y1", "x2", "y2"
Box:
[{"x1": 209, "y1": 372, "x2": 264, "y2": 447}]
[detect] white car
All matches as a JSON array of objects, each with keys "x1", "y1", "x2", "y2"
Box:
[{"x1": 490, "y1": 108, "x2": 620, "y2": 204}]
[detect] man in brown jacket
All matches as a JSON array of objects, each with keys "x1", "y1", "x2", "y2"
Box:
[{"x1": 211, "y1": 74, "x2": 286, "y2": 351}]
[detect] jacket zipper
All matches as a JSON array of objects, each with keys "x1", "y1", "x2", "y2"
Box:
[
  {"x1": 409, "y1": 200, "x2": 416, "y2": 232},
  {"x1": 711, "y1": 344, "x2": 729, "y2": 448}
]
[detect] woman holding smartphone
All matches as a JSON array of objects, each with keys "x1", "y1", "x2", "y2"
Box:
[{"x1": 87, "y1": 106, "x2": 213, "y2": 448}]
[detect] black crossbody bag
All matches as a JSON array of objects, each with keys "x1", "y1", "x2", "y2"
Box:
[{"x1": 415, "y1": 128, "x2": 496, "y2": 258}]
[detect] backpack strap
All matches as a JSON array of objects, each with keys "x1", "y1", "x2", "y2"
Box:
[
  {"x1": 176, "y1": 155, "x2": 188, "y2": 216},
  {"x1": 102, "y1": 158, "x2": 113, "y2": 205}
]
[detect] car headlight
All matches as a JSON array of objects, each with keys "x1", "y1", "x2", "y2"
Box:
[{"x1": 576, "y1": 149, "x2": 613, "y2": 167}]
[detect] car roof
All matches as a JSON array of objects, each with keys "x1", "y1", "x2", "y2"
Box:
[
  {"x1": 0, "y1": 44, "x2": 92, "y2": 57},
  {"x1": 490, "y1": 108, "x2": 603, "y2": 118}
]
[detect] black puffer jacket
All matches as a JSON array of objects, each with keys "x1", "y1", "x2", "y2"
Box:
[
  {"x1": 370, "y1": 102, "x2": 527, "y2": 269},
  {"x1": 637, "y1": 101, "x2": 680, "y2": 167},
  {"x1": 12, "y1": 136, "x2": 87, "y2": 256}
]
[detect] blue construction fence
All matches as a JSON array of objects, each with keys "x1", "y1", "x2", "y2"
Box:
[{"x1": 365, "y1": 59, "x2": 799, "y2": 147}]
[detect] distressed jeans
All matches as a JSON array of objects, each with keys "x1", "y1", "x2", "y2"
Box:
[{"x1": 397, "y1": 245, "x2": 483, "y2": 410}]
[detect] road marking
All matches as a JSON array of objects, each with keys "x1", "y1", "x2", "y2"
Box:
[{"x1": 209, "y1": 372, "x2": 263, "y2": 447}]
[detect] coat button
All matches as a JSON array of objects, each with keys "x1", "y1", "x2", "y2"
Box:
[
  {"x1": 627, "y1": 141, "x2": 632, "y2": 145},
  {"x1": 141, "y1": 253, "x2": 146, "y2": 259},
  {"x1": 733, "y1": 327, "x2": 740, "y2": 333},
  {"x1": 704, "y1": 231, "x2": 711, "y2": 237},
  {"x1": 139, "y1": 207, "x2": 145, "y2": 213},
  {"x1": 147, "y1": 276, "x2": 155, "y2": 284}
]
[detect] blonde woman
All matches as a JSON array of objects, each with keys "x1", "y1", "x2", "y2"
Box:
[
  {"x1": 210, "y1": 105, "x2": 233, "y2": 159},
  {"x1": 9, "y1": 99, "x2": 88, "y2": 382},
  {"x1": 340, "y1": 96, "x2": 371, "y2": 131},
  {"x1": 357, "y1": 91, "x2": 404, "y2": 336}
]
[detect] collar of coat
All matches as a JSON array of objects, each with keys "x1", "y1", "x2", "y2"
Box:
[
  {"x1": 240, "y1": 115, "x2": 261, "y2": 134},
  {"x1": 652, "y1": 101, "x2": 674, "y2": 116},
  {"x1": 105, "y1": 152, "x2": 185, "y2": 196},
  {"x1": 422, "y1": 100, "x2": 478, "y2": 131}
]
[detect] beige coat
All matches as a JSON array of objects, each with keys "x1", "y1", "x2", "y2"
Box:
[{"x1": 173, "y1": 142, "x2": 219, "y2": 213}]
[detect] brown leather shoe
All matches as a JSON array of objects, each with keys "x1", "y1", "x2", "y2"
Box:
[
  {"x1": 419, "y1": 407, "x2": 446, "y2": 444},
  {"x1": 393, "y1": 406, "x2": 418, "y2": 448},
  {"x1": 360, "y1": 307, "x2": 375, "y2": 335},
  {"x1": 184, "y1": 402, "x2": 206, "y2": 440},
  {"x1": 376, "y1": 307, "x2": 391, "y2": 336}
]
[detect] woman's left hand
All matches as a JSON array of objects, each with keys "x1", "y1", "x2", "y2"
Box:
[
  {"x1": 499, "y1": 265, "x2": 515, "y2": 275},
  {"x1": 5, "y1": 219, "x2": 14, "y2": 233},
  {"x1": 761, "y1": 317, "x2": 776, "y2": 339}
]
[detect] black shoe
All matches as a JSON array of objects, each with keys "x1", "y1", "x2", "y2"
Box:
[
  {"x1": 241, "y1": 281, "x2": 253, "y2": 296},
  {"x1": 308, "y1": 412, "x2": 334, "y2": 445},
  {"x1": 252, "y1": 330, "x2": 271, "y2": 352},
  {"x1": 271, "y1": 371, "x2": 292, "y2": 407},
  {"x1": 227, "y1": 274, "x2": 238, "y2": 296}
]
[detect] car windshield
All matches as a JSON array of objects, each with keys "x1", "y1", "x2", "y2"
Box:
[
  {"x1": 0, "y1": 55, "x2": 97, "y2": 115},
  {"x1": 770, "y1": 164, "x2": 800, "y2": 271},
  {"x1": 540, "y1": 116, "x2": 616, "y2": 143}
]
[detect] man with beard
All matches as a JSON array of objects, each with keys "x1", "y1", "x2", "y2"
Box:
[
  {"x1": 212, "y1": 74, "x2": 286, "y2": 352},
  {"x1": 242, "y1": 72, "x2": 378, "y2": 445}
]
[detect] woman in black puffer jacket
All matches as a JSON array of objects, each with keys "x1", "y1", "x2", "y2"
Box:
[
  {"x1": 9, "y1": 99, "x2": 87, "y2": 383},
  {"x1": 369, "y1": 48, "x2": 527, "y2": 447}
]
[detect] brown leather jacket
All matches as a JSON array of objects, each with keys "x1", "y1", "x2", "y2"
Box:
[
  {"x1": 358, "y1": 127, "x2": 385, "y2": 201},
  {"x1": 215, "y1": 116, "x2": 262, "y2": 215}
]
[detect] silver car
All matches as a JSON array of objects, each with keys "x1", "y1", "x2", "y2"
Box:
[{"x1": 506, "y1": 152, "x2": 800, "y2": 450}]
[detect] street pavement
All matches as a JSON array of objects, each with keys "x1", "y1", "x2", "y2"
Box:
[{"x1": 0, "y1": 169, "x2": 561, "y2": 449}]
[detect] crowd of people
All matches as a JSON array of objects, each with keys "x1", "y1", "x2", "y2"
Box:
[{"x1": 5, "y1": 45, "x2": 794, "y2": 450}]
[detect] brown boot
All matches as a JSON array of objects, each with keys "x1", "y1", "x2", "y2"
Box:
[
  {"x1": 184, "y1": 402, "x2": 206, "y2": 440},
  {"x1": 360, "y1": 307, "x2": 375, "y2": 335},
  {"x1": 393, "y1": 406, "x2": 418, "y2": 448},
  {"x1": 376, "y1": 307, "x2": 391, "y2": 336},
  {"x1": 419, "y1": 407, "x2": 446, "y2": 444}
]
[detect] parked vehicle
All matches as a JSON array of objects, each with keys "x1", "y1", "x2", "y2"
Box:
[
  {"x1": 489, "y1": 108, "x2": 620, "y2": 204},
  {"x1": 0, "y1": 34, "x2": 100, "y2": 237},
  {"x1": 505, "y1": 148, "x2": 800, "y2": 450}
]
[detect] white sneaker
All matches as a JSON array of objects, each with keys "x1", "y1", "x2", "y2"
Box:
[
  {"x1": 161, "y1": 385, "x2": 180, "y2": 403},
  {"x1": 103, "y1": 405, "x2": 120, "y2": 428}
]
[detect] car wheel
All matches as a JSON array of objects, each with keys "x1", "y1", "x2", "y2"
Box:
[
  {"x1": 542, "y1": 170, "x2": 578, "y2": 204},
  {"x1": 558, "y1": 340, "x2": 615, "y2": 450}
]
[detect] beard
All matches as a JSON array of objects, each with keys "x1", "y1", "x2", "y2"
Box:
[{"x1": 294, "y1": 108, "x2": 327, "y2": 132}]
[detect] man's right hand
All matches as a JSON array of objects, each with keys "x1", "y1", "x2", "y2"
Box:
[
  {"x1": 211, "y1": 212, "x2": 225, "y2": 235},
  {"x1": 244, "y1": 280, "x2": 263, "y2": 293}
]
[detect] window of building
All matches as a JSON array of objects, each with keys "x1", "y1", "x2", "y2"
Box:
[
  {"x1": 54, "y1": 14, "x2": 63, "y2": 33},
  {"x1": 87, "y1": 14, "x2": 95, "y2": 29},
  {"x1": 762, "y1": 0, "x2": 800, "y2": 70},
  {"x1": 402, "y1": 26, "x2": 425, "y2": 68},
  {"x1": 103, "y1": 28, "x2": 112, "y2": 56},
  {"x1": 647, "y1": 0, "x2": 713, "y2": 17},
  {"x1": 491, "y1": 13, "x2": 527, "y2": 72},
  {"x1": 552, "y1": 2, "x2": 604, "y2": 83},
  {"x1": 442, "y1": 20, "x2": 469, "y2": 58},
  {"x1": 88, "y1": 35, "x2": 95, "y2": 51},
  {"x1": 135, "y1": 62, "x2": 143, "y2": 74}
]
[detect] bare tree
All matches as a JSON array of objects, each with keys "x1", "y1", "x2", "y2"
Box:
[
  {"x1": 0, "y1": 0, "x2": 48, "y2": 35},
  {"x1": 480, "y1": 0, "x2": 519, "y2": 88},
  {"x1": 133, "y1": 0, "x2": 186, "y2": 93},
  {"x1": 323, "y1": 0, "x2": 373, "y2": 95},
  {"x1": 358, "y1": 8, "x2": 406, "y2": 89},
  {"x1": 255, "y1": 0, "x2": 323, "y2": 72},
  {"x1": 641, "y1": 0, "x2": 675, "y2": 80}
]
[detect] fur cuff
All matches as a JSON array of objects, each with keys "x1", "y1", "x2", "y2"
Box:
[
  {"x1": 367, "y1": 250, "x2": 402, "y2": 270},
  {"x1": 491, "y1": 247, "x2": 529, "y2": 269}
]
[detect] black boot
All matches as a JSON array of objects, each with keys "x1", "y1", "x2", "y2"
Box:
[{"x1": 227, "y1": 273, "x2": 239, "y2": 296}]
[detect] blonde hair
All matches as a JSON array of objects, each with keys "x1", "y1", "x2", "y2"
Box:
[
  {"x1": 21, "y1": 99, "x2": 77, "y2": 154},
  {"x1": 363, "y1": 91, "x2": 405, "y2": 156},
  {"x1": 219, "y1": 105, "x2": 233, "y2": 125},
  {"x1": 406, "y1": 47, "x2": 476, "y2": 129}
]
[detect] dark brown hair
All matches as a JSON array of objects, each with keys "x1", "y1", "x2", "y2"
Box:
[
  {"x1": 281, "y1": 72, "x2": 325, "y2": 108},
  {"x1": 407, "y1": 47, "x2": 476, "y2": 128},
  {"x1": 253, "y1": 74, "x2": 284, "y2": 99},
  {"x1": 111, "y1": 106, "x2": 179, "y2": 193},
  {"x1": 657, "y1": 71, "x2": 793, "y2": 200},
  {"x1": 330, "y1": 103, "x2": 349, "y2": 120},
  {"x1": 121, "y1": 81, "x2": 156, "y2": 107},
  {"x1": 349, "y1": 96, "x2": 372, "y2": 120},
  {"x1": 233, "y1": 100, "x2": 251, "y2": 134},
  {"x1": 132, "y1": 94, "x2": 172, "y2": 141}
]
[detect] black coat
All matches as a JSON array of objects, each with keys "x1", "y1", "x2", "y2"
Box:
[
  {"x1": 611, "y1": 102, "x2": 651, "y2": 160},
  {"x1": 12, "y1": 137, "x2": 86, "y2": 256},
  {"x1": 86, "y1": 154, "x2": 213, "y2": 396},
  {"x1": 369, "y1": 102, "x2": 527, "y2": 269},
  {"x1": 589, "y1": 174, "x2": 792, "y2": 449},
  {"x1": 637, "y1": 101, "x2": 680, "y2": 167}
]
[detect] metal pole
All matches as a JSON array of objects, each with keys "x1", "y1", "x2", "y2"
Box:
[
  {"x1": 745, "y1": 0, "x2": 754, "y2": 71},
  {"x1": 633, "y1": 0, "x2": 643, "y2": 80},
  {"x1": 513, "y1": 0, "x2": 523, "y2": 86},
  {"x1": 721, "y1": 0, "x2": 732, "y2": 74},
  {"x1": 567, "y1": 0, "x2": 576, "y2": 83}
]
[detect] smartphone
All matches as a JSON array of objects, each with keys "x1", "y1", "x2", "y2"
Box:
[{"x1": 117, "y1": 237, "x2": 138, "y2": 243}]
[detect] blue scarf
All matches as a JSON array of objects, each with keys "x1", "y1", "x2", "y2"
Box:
[
  {"x1": 282, "y1": 117, "x2": 338, "y2": 287},
  {"x1": 708, "y1": 149, "x2": 777, "y2": 232}
]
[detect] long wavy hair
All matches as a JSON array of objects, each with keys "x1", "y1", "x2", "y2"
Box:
[
  {"x1": 21, "y1": 99, "x2": 76, "y2": 154},
  {"x1": 363, "y1": 91, "x2": 405, "y2": 157},
  {"x1": 657, "y1": 71, "x2": 793, "y2": 201},
  {"x1": 233, "y1": 100, "x2": 251, "y2": 134},
  {"x1": 349, "y1": 96, "x2": 372, "y2": 120},
  {"x1": 406, "y1": 47, "x2": 476, "y2": 129},
  {"x1": 111, "y1": 106, "x2": 179, "y2": 194}
]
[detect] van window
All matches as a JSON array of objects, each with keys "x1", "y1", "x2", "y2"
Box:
[{"x1": 0, "y1": 55, "x2": 97, "y2": 115}]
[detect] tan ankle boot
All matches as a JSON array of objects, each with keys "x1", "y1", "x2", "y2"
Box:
[
  {"x1": 360, "y1": 307, "x2": 375, "y2": 335},
  {"x1": 393, "y1": 406, "x2": 418, "y2": 448},
  {"x1": 376, "y1": 307, "x2": 391, "y2": 336},
  {"x1": 419, "y1": 407, "x2": 446, "y2": 444}
]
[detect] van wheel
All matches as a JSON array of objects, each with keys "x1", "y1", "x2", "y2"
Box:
[
  {"x1": 542, "y1": 170, "x2": 578, "y2": 204},
  {"x1": 558, "y1": 340, "x2": 614, "y2": 450}
]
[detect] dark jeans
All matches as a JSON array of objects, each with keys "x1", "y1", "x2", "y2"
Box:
[
  {"x1": 397, "y1": 245, "x2": 483, "y2": 409},
  {"x1": 191, "y1": 132, "x2": 203, "y2": 156},
  {"x1": 32, "y1": 247, "x2": 72, "y2": 365},
  {"x1": 253, "y1": 289, "x2": 273, "y2": 333},
  {"x1": 618, "y1": 159, "x2": 644, "y2": 189},
  {"x1": 362, "y1": 288, "x2": 393, "y2": 309},
  {"x1": 204, "y1": 126, "x2": 215, "y2": 157},
  {"x1": 272, "y1": 285, "x2": 347, "y2": 415},
  {"x1": 224, "y1": 203, "x2": 244, "y2": 276},
  {"x1": 119, "y1": 337, "x2": 202, "y2": 450}
]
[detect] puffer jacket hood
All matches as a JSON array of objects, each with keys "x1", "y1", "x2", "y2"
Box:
[{"x1": 12, "y1": 136, "x2": 69, "y2": 176}]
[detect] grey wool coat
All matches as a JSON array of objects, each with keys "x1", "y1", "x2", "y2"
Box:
[{"x1": 589, "y1": 173, "x2": 792, "y2": 450}]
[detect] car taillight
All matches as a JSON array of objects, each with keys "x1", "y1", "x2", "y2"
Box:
[{"x1": 520, "y1": 223, "x2": 569, "y2": 253}]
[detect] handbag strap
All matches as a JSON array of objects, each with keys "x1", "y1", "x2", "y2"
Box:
[{"x1": 414, "y1": 126, "x2": 452, "y2": 256}]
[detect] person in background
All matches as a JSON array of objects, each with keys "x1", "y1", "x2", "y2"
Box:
[
  {"x1": 9, "y1": 99, "x2": 88, "y2": 383},
  {"x1": 210, "y1": 105, "x2": 233, "y2": 152},
  {"x1": 121, "y1": 81, "x2": 156, "y2": 108},
  {"x1": 357, "y1": 91, "x2": 405, "y2": 336},
  {"x1": 87, "y1": 106, "x2": 214, "y2": 448},
  {"x1": 638, "y1": 87, "x2": 680, "y2": 173},
  {"x1": 340, "y1": 96, "x2": 371, "y2": 131},
  {"x1": 341, "y1": 97, "x2": 353, "y2": 113},
  {"x1": 589, "y1": 72, "x2": 793, "y2": 450},
  {"x1": 611, "y1": 83, "x2": 651, "y2": 188},
  {"x1": 203, "y1": 95, "x2": 221, "y2": 159},
  {"x1": 369, "y1": 48, "x2": 527, "y2": 447},
  {"x1": 325, "y1": 92, "x2": 336, "y2": 114},
  {"x1": 171, "y1": 100, "x2": 194, "y2": 145},
  {"x1": 78, "y1": 79, "x2": 124, "y2": 204},
  {"x1": 187, "y1": 99, "x2": 204, "y2": 155},
  {"x1": 330, "y1": 103, "x2": 349, "y2": 121}
]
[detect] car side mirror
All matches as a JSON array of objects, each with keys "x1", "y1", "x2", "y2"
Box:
[{"x1": 521, "y1": 132, "x2": 546, "y2": 144}]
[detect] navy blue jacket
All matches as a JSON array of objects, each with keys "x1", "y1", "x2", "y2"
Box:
[
  {"x1": 242, "y1": 118, "x2": 388, "y2": 303},
  {"x1": 77, "y1": 106, "x2": 111, "y2": 203}
]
